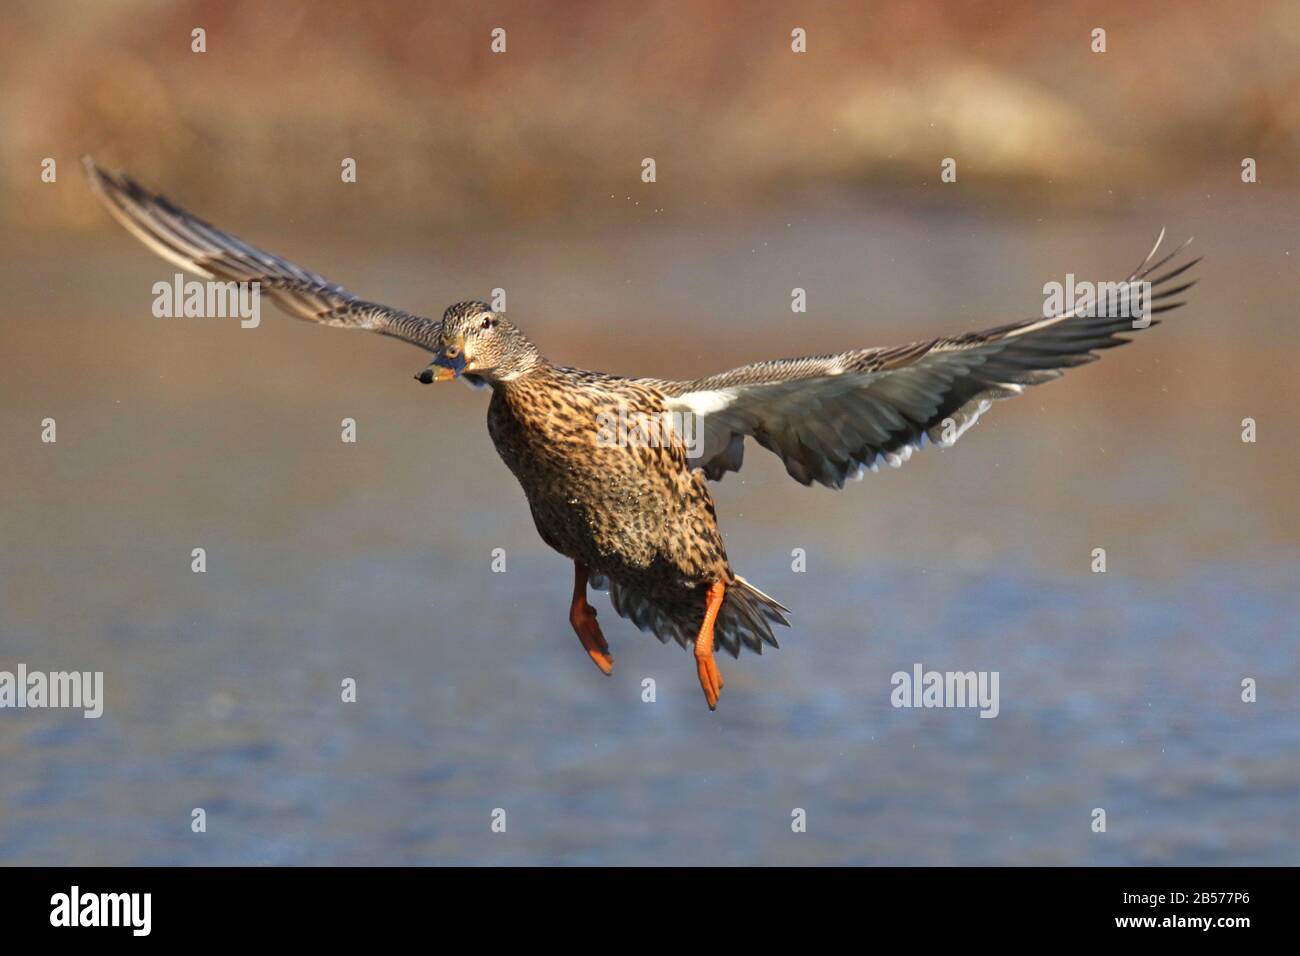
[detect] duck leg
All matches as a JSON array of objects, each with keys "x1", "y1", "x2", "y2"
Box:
[
  {"x1": 570, "y1": 561, "x2": 613, "y2": 675},
  {"x1": 694, "y1": 581, "x2": 727, "y2": 710}
]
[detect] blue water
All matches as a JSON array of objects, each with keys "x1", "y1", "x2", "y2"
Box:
[{"x1": 2, "y1": 207, "x2": 1297, "y2": 864}]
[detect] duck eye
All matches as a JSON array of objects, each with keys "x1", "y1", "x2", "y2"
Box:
[{"x1": 481, "y1": 317, "x2": 494, "y2": 330}]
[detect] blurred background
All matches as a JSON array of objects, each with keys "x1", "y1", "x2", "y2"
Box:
[{"x1": 1, "y1": 0, "x2": 1297, "y2": 865}]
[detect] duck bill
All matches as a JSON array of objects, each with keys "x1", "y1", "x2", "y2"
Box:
[{"x1": 415, "y1": 347, "x2": 468, "y2": 384}]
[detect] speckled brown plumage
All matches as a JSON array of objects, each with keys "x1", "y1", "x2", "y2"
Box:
[
  {"x1": 490, "y1": 368, "x2": 726, "y2": 591},
  {"x1": 485, "y1": 364, "x2": 787, "y2": 657},
  {"x1": 85, "y1": 157, "x2": 1199, "y2": 710}
]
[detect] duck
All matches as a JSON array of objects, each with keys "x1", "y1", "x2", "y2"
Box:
[{"x1": 83, "y1": 157, "x2": 1198, "y2": 710}]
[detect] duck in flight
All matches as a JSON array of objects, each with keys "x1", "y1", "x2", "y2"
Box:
[{"x1": 84, "y1": 157, "x2": 1198, "y2": 710}]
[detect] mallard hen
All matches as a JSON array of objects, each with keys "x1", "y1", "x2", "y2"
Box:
[{"x1": 84, "y1": 158, "x2": 1198, "y2": 710}]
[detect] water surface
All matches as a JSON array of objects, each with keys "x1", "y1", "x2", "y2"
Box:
[{"x1": 2, "y1": 197, "x2": 1297, "y2": 864}]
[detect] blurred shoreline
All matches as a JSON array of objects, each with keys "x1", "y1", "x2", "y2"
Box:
[{"x1": 5, "y1": 0, "x2": 1299, "y2": 231}]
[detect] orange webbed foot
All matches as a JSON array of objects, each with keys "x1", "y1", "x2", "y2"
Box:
[
  {"x1": 695, "y1": 649, "x2": 725, "y2": 710},
  {"x1": 571, "y1": 601, "x2": 614, "y2": 675},
  {"x1": 693, "y1": 581, "x2": 728, "y2": 711},
  {"x1": 570, "y1": 562, "x2": 613, "y2": 676}
]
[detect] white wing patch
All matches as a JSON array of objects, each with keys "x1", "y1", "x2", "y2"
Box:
[
  {"x1": 935, "y1": 397, "x2": 994, "y2": 447},
  {"x1": 671, "y1": 388, "x2": 739, "y2": 417}
]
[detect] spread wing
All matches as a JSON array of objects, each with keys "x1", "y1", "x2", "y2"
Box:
[
  {"x1": 660, "y1": 231, "x2": 1199, "y2": 487},
  {"x1": 82, "y1": 157, "x2": 442, "y2": 351}
]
